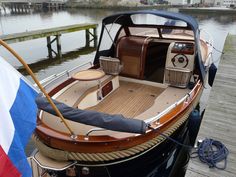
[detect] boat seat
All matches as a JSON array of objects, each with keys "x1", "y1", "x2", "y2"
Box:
[
  {"x1": 40, "y1": 75, "x2": 118, "y2": 134},
  {"x1": 135, "y1": 86, "x2": 190, "y2": 120},
  {"x1": 164, "y1": 42, "x2": 195, "y2": 88},
  {"x1": 52, "y1": 74, "x2": 113, "y2": 107},
  {"x1": 116, "y1": 36, "x2": 151, "y2": 79}
]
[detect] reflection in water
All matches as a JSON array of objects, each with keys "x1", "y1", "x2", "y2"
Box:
[
  {"x1": 190, "y1": 13, "x2": 236, "y2": 25},
  {"x1": 17, "y1": 46, "x2": 96, "y2": 75}
]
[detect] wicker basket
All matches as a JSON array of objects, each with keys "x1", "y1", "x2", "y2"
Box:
[
  {"x1": 165, "y1": 67, "x2": 192, "y2": 88},
  {"x1": 99, "y1": 56, "x2": 122, "y2": 75}
]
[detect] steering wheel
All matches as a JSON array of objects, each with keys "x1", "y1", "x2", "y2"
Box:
[{"x1": 171, "y1": 54, "x2": 189, "y2": 68}]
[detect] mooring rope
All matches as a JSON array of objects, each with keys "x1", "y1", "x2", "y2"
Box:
[
  {"x1": 206, "y1": 41, "x2": 224, "y2": 55},
  {"x1": 155, "y1": 126, "x2": 229, "y2": 170},
  {"x1": 152, "y1": 128, "x2": 192, "y2": 149},
  {"x1": 151, "y1": 126, "x2": 229, "y2": 170}
]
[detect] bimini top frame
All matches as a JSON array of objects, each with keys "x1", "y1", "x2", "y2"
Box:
[{"x1": 94, "y1": 10, "x2": 206, "y2": 81}]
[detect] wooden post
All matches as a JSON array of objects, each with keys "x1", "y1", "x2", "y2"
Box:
[
  {"x1": 13, "y1": 3, "x2": 15, "y2": 12},
  {"x1": 13, "y1": 4, "x2": 16, "y2": 13},
  {"x1": 56, "y1": 35, "x2": 62, "y2": 58},
  {"x1": 85, "y1": 29, "x2": 90, "y2": 47},
  {"x1": 47, "y1": 36, "x2": 53, "y2": 58},
  {"x1": 93, "y1": 27, "x2": 97, "y2": 48}
]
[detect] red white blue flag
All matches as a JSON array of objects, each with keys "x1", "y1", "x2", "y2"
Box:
[{"x1": 0, "y1": 57, "x2": 38, "y2": 177}]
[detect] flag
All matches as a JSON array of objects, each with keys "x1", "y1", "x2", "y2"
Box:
[{"x1": 0, "y1": 56, "x2": 38, "y2": 177}]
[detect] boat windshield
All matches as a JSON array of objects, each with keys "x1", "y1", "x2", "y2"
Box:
[
  {"x1": 128, "y1": 26, "x2": 194, "y2": 40},
  {"x1": 129, "y1": 14, "x2": 193, "y2": 39},
  {"x1": 130, "y1": 14, "x2": 187, "y2": 27}
]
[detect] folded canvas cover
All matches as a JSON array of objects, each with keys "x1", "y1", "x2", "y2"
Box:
[{"x1": 36, "y1": 96, "x2": 147, "y2": 134}]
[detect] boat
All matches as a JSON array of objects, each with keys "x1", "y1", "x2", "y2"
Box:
[{"x1": 30, "y1": 10, "x2": 213, "y2": 176}]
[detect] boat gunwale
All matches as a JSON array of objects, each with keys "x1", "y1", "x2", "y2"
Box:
[{"x1": 35, "y1": 80, "x2": 202, "y2": 153}]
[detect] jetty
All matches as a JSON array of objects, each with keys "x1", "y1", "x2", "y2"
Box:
[
  {"x1": 0, "y1": 23, "x2": 98, "y2": 58},
  {"x1": 185, "y1": 34, "x2": 236, "y2": 176},
  {"x1": 0, "y1": 0, "x2": 66, "y2": 13}
]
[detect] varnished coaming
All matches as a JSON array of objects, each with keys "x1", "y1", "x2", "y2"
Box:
[
  {"x1": 35, "y1": 82, "x2": 202, "y2": 153},
  {"x1": 48, "y1": 78, "x2": 75, "y2": 97}
]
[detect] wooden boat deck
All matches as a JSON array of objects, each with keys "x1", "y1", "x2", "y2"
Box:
[
  {"x1": 41, "y1": 77, "x2": 190, "y2": 136},
  {"x1": 87, "y1": 81, "x2": 165, "y2": 118},
  {"x1": 185, "y1": 35, "x2": 236, "y2": 177}
]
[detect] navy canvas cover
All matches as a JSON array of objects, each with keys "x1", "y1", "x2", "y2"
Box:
[
  {"x1": 94, "y1": 10, "x2": 206, "y2": 81},
  {"x1": 36, "y1": 96, "x2": 147, "y2": 134}
]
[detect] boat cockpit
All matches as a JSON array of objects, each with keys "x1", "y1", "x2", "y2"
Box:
[
  {"x1": 38, "y1": 11, "x2": 211, "y2": 139},
  {"x1": 32, "y1": 11, "x2": 214, "y2": 166}
]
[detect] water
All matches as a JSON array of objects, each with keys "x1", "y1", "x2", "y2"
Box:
[
  {"x1": 1, "y1": 8, "x2": 235, "y2": 81},
  {"x1": 1, "y1": 7, "x2": 236, "y2": 177}
]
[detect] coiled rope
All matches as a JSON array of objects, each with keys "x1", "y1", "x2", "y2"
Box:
[
  {"x1": 154, "y1": 128, "x2": 229, "y2": 170},
  {"x1": 192, "y1": 138, "x2": 229, "y2": 170}
]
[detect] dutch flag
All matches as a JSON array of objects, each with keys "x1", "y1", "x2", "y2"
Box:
[{"x1": 0, "y1": 57, "x2": 38, "y2": 177}]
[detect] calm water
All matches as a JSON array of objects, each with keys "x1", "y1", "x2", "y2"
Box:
[{"x1": 0, "y1": 8, "x2": 236, "y2": 81}]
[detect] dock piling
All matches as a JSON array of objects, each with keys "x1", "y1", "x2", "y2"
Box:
[
  {"x1": 46, "y1": 35, "x2": 62, "y2": 58},
  {"x1": 85, "y1": 29, "x2": 90, "y2": 47},
  {"x1": 85, "y1": 27, "x2": 98, "y2": 47},
  {"x1": 93, "y1": 27, "x2": 97, "y2": 47},
  {"x1": 56, "y1": 34, "x2": 62, "y2": 58},
  {"x1": 47, "y1": 36, "x2": 53, "y2": 58}
]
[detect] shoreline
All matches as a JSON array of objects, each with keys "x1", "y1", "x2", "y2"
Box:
[
  {"x1": 179, "y1": 7, "x2": 236, "y2": 14},
  {"x1": 65, "y1": 2, "x2": 236, "y2": 15},
  {"x1": 65, "y1": 4, "x2": 183, "y2": 10}
]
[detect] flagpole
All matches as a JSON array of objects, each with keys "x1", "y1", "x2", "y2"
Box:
[{"x1": 0, "y1": 39, "x2": 76, "y2": 138}]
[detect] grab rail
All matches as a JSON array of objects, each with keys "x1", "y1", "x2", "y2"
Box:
[
  {"x1": 85, "y1": 128, "x2": 106, "y2": 138},
  {"x1": 36, "y1": 62, "x2": 93, "y2": 92}
]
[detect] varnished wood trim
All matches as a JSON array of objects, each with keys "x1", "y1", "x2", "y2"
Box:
[{"x1": 35, "y1": 83, "x2": 202, "y2": 153}]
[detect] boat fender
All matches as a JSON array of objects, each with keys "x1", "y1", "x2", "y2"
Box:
[
  {"x1": 208, "y1": 63, "x2": 217, "y2": 87},
  {"x1": 188, "y1": 82, "x2": 195, "y2": 89},
  {"x1": 188, "y1": 109, "x2": 202, "y2": 146}
]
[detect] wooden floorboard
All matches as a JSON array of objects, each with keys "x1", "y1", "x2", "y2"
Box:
[
  {"x1": 87, "y1": 81, "x2": 164, "y2": 118},
  {"x1": 185, "y1": 35, "x2": 236, "y2": 177}
]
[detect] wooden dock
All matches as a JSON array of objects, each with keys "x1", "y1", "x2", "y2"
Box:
[
  {"x1": 185, "y1": 34, "x2": 236, "y2": 177},
  {"x1": 1, "y1": 0, "x2": 66, "y2": 12},
  {"x1": 0, "y1": 23, "x2": 98, "y2": 58}
]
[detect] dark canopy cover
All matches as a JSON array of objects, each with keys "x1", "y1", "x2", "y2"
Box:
[
  {"x1": 36, "y1": 96, "x2": 147, "y2": 134},
  {"x1": 94, "y1": 10, "x2": 206, "y2": 81}
]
